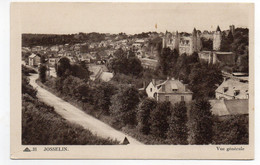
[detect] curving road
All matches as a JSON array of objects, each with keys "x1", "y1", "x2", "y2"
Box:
[{"x1": 29, "y1": 73, "x2": 143, "y2": 145}]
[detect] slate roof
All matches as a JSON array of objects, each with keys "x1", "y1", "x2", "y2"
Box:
[
  {"x1": 216, "y1": 25, "x2": 221, "y2": 32},
  {"x1": 215, "y1": 79, "x2": 248, "y2": 99},
  {"x1": 154, "y1": 79, "x2": 192, "y2": 93},
  {"x1": 210, "y1": 99, "x2": 248, "y2": 116}
]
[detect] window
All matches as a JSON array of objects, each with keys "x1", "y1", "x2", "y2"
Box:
[
  {"x1": 165, "y1": 96, "x2": 169, "y2": 101},
  {"x1": 153, "y1": 93, "x2": 157, "y2": 99},
  {"x1": 234, "y1": 90, "x2": 240, "y2": 96},
  {"x1": 223, "y1": 87, "x2": 228, "y2": 93},
  {"x1": 150, "y1": 88, "x2": 152, "y2": 92},
  {"x1": 172, "y1": 89, "x2": 178, "y2": 92},
  {"x1": 181, "y1": 96, "x2": 184, "y2": 102}
]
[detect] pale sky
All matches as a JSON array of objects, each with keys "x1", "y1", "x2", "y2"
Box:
[{"x1": 16, "y1": 3, "x2": 252, "y2": 34}]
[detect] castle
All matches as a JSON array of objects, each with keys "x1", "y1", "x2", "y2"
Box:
[
  {"x1": 162, "y1": 28, "x2": 202, "y2": 55},
  {"x1": 162, "y1": 25, "x2": 233, "y2": 55},
  {"x1": 162, "y1": 25, "x2": 236, "y2": 65}
]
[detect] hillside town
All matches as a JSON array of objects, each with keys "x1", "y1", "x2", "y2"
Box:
[{"x1": 22, "y1": 25, "x2": 249, "y2": 145}]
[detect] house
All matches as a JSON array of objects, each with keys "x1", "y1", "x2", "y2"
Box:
[
  {"x1": 28, "y1": 53, "x2": 41, "y2": 67},
  {"x1": 48, "y1": 58, "x2": 58, "y2": 67},
  {"x1": 140, "y1": 58, "x2": 158, "y2": 70},
  {"x1": 215, "y1": 79, "x2": 249, "y2": 100},
  {"x1": 88, "y1": 64, "x2": 110, "y2": 81},
  {"x1": 78, "y1": 53, "x2": 92, "y2": 63},
  {"x1": 50, "y1": 45, "x2": 59, "y2": 52},
  {"x1": 99, "y1": 72, "x2": 114, "y2": 82},
  {"x1": 146, "y1": 78, "x2": 193, "y2": 105}
]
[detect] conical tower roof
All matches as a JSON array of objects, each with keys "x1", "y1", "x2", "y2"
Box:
[
  {"x1": 216, "y1": 25, "x2": 221, "y2": 32},
  {"x1": 193, "y1": 28, "x2": 197, "y2": 34}
]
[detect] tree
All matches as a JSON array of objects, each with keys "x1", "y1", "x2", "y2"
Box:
[
  {"x1": 74, "y1": 83, "x2": 92, "y2": 103},
  {"x1": 167, "y1": 101, "x2": 188, "y2": 144},
  {"x1": 109, "y1": 85, "x2": 140, "y2": 126},
  {"x1": 108, "y1": 49, "x2": 128, "y2": 74},
  {"x1": 158, "y1": 47, "x2": 174, "y2": 76},
  {"x1": 56, "y1": 57, "x2": 71, "y2": 77},
  {"x1": 40, "y1": 54, "x2": 47, "y2": 64},
  {"x1": 220, "y1": 31, "x2": 234, "y2": 52},
  {"x1": 188, "y1": 63, "x2": 223, "y2": 99},
  {"x1": 188, "y1": 99, "x2": 213, "y2": 144},
  {"x1": 137, "y1": 98, "x2": 157, "y2": 135},
  {"x1": 150, "y1": 101, "x2": 172, "y2": 138},
  {"x1": 127, "y1": 57, "x2": 143, "y2": 76},
  {"x1": 22, "y1": 73, "x2": 37, "y2": 98},
  {"x1": 93, "y1": 82, "x2": 117, "y2": 115},
  {"x1": 70, "y1": 64, "x2": 90, "y2": 81},
  {"x1": 80, "y1": 45, "x2": 89, "y2": 53},
  {"x1": 108, "y1": 49, "x2": 143, "y2": 76},
  {"x1": 39, "y1": 65, "x2": 47, "y2": 83},
  {"x1": 212, "y1": 115, "x2": 248, "y2": 144}
]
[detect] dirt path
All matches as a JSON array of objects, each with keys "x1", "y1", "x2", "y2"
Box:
[{"x1": 29, "y1": 73, "x2": 143, "y2": 145}]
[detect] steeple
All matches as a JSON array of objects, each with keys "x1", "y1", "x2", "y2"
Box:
[{"x1": 216, "y1": 25, "x2": 221, "y2": 32}]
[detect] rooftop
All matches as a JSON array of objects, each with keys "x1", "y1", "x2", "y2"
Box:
[{"x1": 210, "y1": 99, "x2": 248, "y2": 116}]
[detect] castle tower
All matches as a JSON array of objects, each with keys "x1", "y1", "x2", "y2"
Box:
[
  {"x1": 196, "y1": 31, "x2": 202, "y2": 51},
  {"x1": 213, "y1": 25, "x2": 222, "y2": 51},
  {"x1": 229, "y1": 25, "x2": 235, "y2": 35},
  {"x1": 162, "y1": 30, "x2": 168, "y2": 48},
  {"x1": 174, "y1": 31, "x2": 179, "y2": 52},
  {"x1": 192, "y1": 28, "x2": 197, "y2": 53}
]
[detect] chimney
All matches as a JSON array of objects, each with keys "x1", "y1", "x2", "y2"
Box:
[
  {"x1": 152, "y1": 79, "x2": 156, "y2": 85},
  {"x1": 143, "y1": 81, "x2": 146, "y2": 88},
  {"x1": 184, "y1": 84, "x2": 188, "y2": 92}
]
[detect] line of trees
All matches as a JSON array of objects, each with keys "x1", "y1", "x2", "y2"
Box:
[
  {"x1": 22, "y1": 65, "x2": 119, "y2": 145},
  {"x1": 136, "y1": 98, "x2": 213, "y2": 144},
  {"x1": 22, "y1": 32, "x2": 106, "y2": 47}
]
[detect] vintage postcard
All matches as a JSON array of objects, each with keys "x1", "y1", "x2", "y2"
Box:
[{"x1": 10, "y1": 2, "x2": 254, "y2": 159}]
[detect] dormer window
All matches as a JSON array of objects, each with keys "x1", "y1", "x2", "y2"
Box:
[
  {"x1": 234, "y1": 90, "x2": 240, "y2": 96},
  {"x1": 223, "y1": 87, "x2": 228, "y2": 93},
  {"x1": 150, "y1": 88, "x2": 152, "y2": 92}
]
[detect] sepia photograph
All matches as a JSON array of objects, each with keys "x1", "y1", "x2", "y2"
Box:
[{"x1": 10, "y1": 2, "x2": 254, "y2": 159}]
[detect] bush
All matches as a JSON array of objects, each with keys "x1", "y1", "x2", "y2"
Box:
[
  {"x1": 22, "y1": 73, "x2": 37, "y2": 98},
  {"x1": 22, "y1": 65, "x2": 37, "y2": 76}
]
